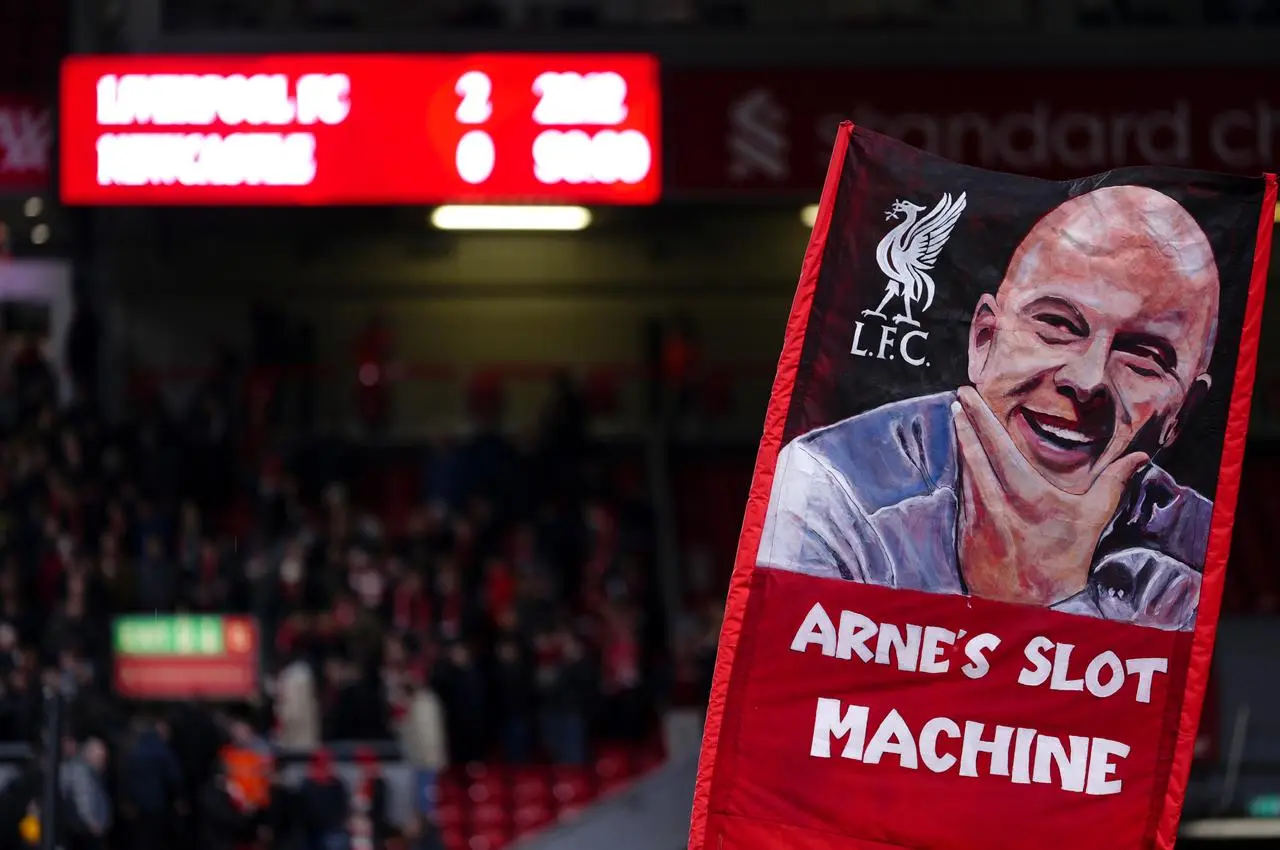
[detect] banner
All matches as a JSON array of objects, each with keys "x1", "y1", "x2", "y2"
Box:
[
  {"x1": 60, "y1": 54, "x2": 660, "y2": 206},
  {"x1": 0, "y1": 96, "x2": 51, "y2": 193},
  {"x1": 664, "y1": 69, "x2": 1279, "y2": 197},
  {"x1": 690, "y1": 124, "x2": 1276, "y2": 850}
]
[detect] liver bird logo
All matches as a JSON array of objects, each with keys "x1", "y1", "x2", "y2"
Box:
[{"x1": 863, "y1": 192, "x2": 968, "y2": 327}]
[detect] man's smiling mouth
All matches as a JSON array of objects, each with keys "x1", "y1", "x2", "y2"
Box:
[{"x1": 1015, "y1": 407, "x2": 1111, "y2": 469}]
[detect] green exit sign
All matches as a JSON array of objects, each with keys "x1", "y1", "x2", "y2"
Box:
[
  {"x1": 1249, "y1": 794, "x2": 1280, "y2": 818},
  {"x1": 113, "y1": 616, "x2": 226, "y2": 656},
  {"x1": 111, "y1": 615, "x2": 258, "y2": 700}
]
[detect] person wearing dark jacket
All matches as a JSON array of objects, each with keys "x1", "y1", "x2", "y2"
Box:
[
  {"x1": 263, "y1": 763, "x2": 299, "y2": 850},
  {"x1": 197, "y1": 764, "x2": 243, "y2": 850},
  {"x1": 120, "y1": 717, "x2": 183, "y2": 850},
  {"x1": 296, "y1": 749, "x2": 349, "y2": 850},
  {"x1": 350, "y1": 749, "x2": 388, "y2": 850}
]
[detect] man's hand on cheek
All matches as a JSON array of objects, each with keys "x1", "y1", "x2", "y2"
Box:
[{"x1": 952, "y1": 386, "x2": 1148, "y2": 607}]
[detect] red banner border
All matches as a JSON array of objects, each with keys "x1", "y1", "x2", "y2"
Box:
[
  {"x1": 687, "y1": 120, "x2": 852, "y2": 850},
  {"x1": 1151, "y1": 170, "x2": 1277, "y2": 849},
  {"x1": 688, "y1": 122, "x2": 1279, "y2": 850}
]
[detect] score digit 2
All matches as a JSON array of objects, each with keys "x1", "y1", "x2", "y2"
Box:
[{"x1": 453, "y1": 70, "x2": 496, "y2": 185}]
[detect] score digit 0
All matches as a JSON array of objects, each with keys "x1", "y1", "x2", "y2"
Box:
[{"x1": 454, "y1": 71, "x2": 495, "y2": 185}]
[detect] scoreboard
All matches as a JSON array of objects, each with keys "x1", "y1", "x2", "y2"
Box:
[{"x1": 59, "y1": 53, "x2": 661, "y2": 206}]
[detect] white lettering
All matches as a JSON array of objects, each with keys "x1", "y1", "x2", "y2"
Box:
[
  {"x1": 96, "y1": 73, "x2": 303, "y2": 127},
  {"x1": 1124, "y1": 657, "x2": 1169, "y2": 705},
  {"x1": 959, "y1": 721, "x2": 1013, "y2": 778},
  {"x1": 812, "y1": 700, "x2": 1129, "y2": 796},
  {"x1": 1020, "y1": 640, "x2": 1170, "y2": 702},
  {"x1": 846, "y1": 100, "x2": 1230, "y2": 171},
  {"x1": 835, "y1": 609, "x2": 876, "y2": 663},
  {"x1": 875, "y1": 324, "x2": 898, "y2": 360},
  {"x1": 296, "y1": 74, "x2": 350, "y2": 126},
  {"x1": 1010, "y1": 727, "x2": 1037, "y2": 784},
  {"x1": 533, "y1": 71, "x2": 628, "y2": 126},
  {"x1": 1050, "y1": 643, "x2": 1086, "y2": 692},
  {"x1": 900, "y1": 329, "x2": 928, "y2": 366},
  {"x1": 790, "y1": 603, "x2": 836, "y2": 655},
  {"x1": 454, "y1": 71, "x2": 494, "y2": 125},
  {"x1": 1084, "y1": 651, "x2": 1126, "y2": 699},
  {"x1": 1032, "y1": 734, "x2": 1089, "y2": 793},
  {"x1": 863, "y1": 709, "x2": 917, "y2": 769},
  {"x1": 1017, "y1": 636, "x2": 1055, "y2": 687},
  {"x1": 918, "y1": 626, "x2": 955, "y2": 675},
  {"x1": 874, "y1": 623, "x2": 923, "y2": 672},
  {"x1": 1085, "y1": 738, "x2": 1131, "y2": 796},
  {"x1": 532, "y1": 129, "x2": 651, "y2": 186},
  {"x1": 810, "y1": 697, "x2": 867, "y2": 759},
  {"x1": 96, "y1": 132, "x2": 316, "y2": 187},
  {"x1": 919, "y1": 717, "x2": 960, "y2": 773},
  {"x1": 455, "y1": 130, "x2": 496, "y2": 185},
  {"x1": 961, "y1": 633, "x2": 1000, "y2": 679}
]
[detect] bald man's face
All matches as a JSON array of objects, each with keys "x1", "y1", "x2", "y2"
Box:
[{"x1": 967, "y1": 189, "x2": 1218, "y2": 495}]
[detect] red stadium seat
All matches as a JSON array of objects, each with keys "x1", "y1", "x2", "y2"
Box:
[
  {"x1": 551, "y1": 768, "x2": 593, "y2": 809},
  {"x1": 513, "y1": 802, "x2": 554, "y2": 835},
  {"x1": 593, "y1": 746, "x2": 633, "y2": 783},
  {"x1": 468, "y1": 827, "x2": 510, "y2": 850},
  {"x1": 441, "y1": 826, "x2": 466, "y2": 850},
  {"x1": 634, "y1": 745, "x2": 666, "y2": 775},
  {"x1": 468, "y1": 775, "x2": 508, "y2": 805},
  {"x1": 465, "y1": 761, "x2": 493, "y2": 781},
  {"x1": 511, "y1": 769, "x2": 551, "y2": 806},
  {"x1": 556, "y1": 802, "x2": 587, "y2": 823},
  {"x1": 470, "y1": 802, "x2": 510, "y2": 831},
  {"x1": 438, "y1": 775, "x2": 464, "y2": 802},
  {"x1": 435, "y1": 801, "x2": 465, "y2": 832},
  {"x1": 594, "y1": 746, "x2": 635, "y2": 794}
]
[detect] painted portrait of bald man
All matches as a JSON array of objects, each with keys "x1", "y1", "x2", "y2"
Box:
[{"x1": 758, "y1": 185, "x2": 1221, "y2": 632}]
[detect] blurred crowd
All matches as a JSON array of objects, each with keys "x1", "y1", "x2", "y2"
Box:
[
  {"x1": 0, "y1": 317, "x2": 720, "y2": 850},
  {"x1": 158, "y1": 0, "x2": 1280, "y2": 32}
]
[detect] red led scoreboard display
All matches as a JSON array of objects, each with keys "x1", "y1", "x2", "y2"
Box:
[{"x1": 59, "y1": 53, "x2": 661, "y2": 205}]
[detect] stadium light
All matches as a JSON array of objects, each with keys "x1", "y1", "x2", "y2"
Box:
[{"x1": 430, "y1": 205, "x2": 592, "y2": 232}]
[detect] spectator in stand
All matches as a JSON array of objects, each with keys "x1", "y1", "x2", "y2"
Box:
[
  {"x1": 492, "y1": 635, "x2": 535, "y2": 762},
  {"x1": 221, "y1": 719, "x2": 272, "y2": 826},
  {"x1": 0, "y1": 331, "x2": 682, "y2": 845},
  {"x1": 536, "y1": 627, "x2": 592, "y2": 765},
  {"x1": 296, "y1": 749, "x2": 350, "y2": 850},
  {"x1": 60, "y1": 737, "x2": 111, "y2": 850},
  {"x1": 395, "y1": 664, "x2": 448, "y2": 822},
  {"x1": 119, "y1": 714, "x2": 183, "y2": 850},
  {"x1": 263, "y1": 759, "x2": 299, "y2": 850},
  {"x1": 350, "y1": 748, "x2": 389, "y2": 850},
  {"x1": 402, "y1": 814, "x2": 446, "y2": 850},
  {"x1": 197, "y1": 761, "x2": 245, "y2": 850},
  {"x1": 275, "y1": 652, "x2": 321, "y2": 750},
  {"x1": 166, "y1": 702, "x2": 226, "y2": 845},
  {"x1": 599, "y1": 603, "x2": 643, "y2": 742},
  {"x1": 434, "y1": 641, "x2": 486, "y2": 764}
]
